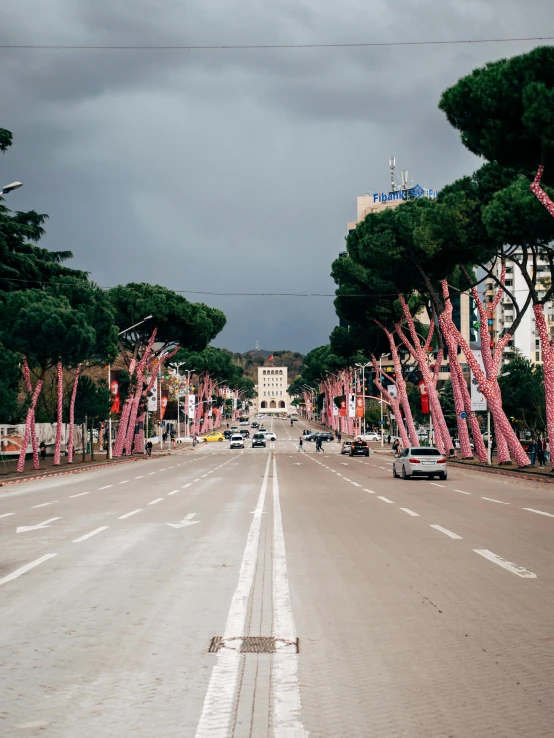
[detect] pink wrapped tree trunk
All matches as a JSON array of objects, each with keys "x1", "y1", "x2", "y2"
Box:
[
  {"x1": 377, "y1": 322, "x2": 419, "y2": 445},
  {"x1": 135, "y1": 412, "x2": 146, "y2": 454},
  {"x1": 530, "y1": 165, "x2": 554, "y2": 217},
  {"x1": 396, "y1": 297, "x2": 452, "y2": 454},
  {"x1": 440, "y1": 280, "x2": 529, "y2": 467},
  {"x1": 17, "y1": 375, "x2": 43, "y2": 473},
  {"x1": 19, "y1": 356, "x2": 41, "y2": 469},
  {"x1": 372, "y1": 356, "x2": 410, "y2": 447},
  {"x1": 53, "y1": 361, "x2": 64, "y2": 465},
  {"x1": 533, "y1": 304, "x2": 554, "y2": 469},
  {"x1": 67, "y1": 366, "x2": 81, "y2": 463}
]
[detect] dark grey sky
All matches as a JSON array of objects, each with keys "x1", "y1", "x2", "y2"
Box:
[{"x1": 1, "y1": 1, "x2": 550, "y2": 353}]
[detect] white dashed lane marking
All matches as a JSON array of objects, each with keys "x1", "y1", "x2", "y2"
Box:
[
  {"x1": 0, "y1": 554, "x2": 57, "y2": 588},
  {"x1": 32, "y1": 501, "x2": 57, "y2": 508},
  {"x1": 430, "y1": 524, "x2": 462, "y2": 540},
  {"x1": 482, "y1": 497, "x2": 509, "y2": 505},
  {"x1": 98, "y1": 484, "x2": 113, "y2": 489},
  {"x1": 454, "y1": 489, "x2": 471, "y2": 495},
  {"x1": 69, "y1": 492, "x2": 89, "y2": 498},
  {"x1": 377, "y1": 496, "x2": 394, "y2": 504},
  {"x1": 429, "y1": 482, "x2": 445, "y2": 488},
  {"x1": 0, "y1": 513, "x2": 15, "y2": 519},
  {"x1": 400, "y1": 508, "x2": 419, "y2": 517},
  {"x1": 118, "y1": 509, "x2": 142, "y2": 520},
  {"x1": 474, "y1": 549, "x2": 537, "y2": 579},
  {"x1": 73, "y1": 526, "x2": 109, "y2": 543},
  {"x1": 522, "y1": 508, "x2": 554, "y2": 518},
  {"x1": 148, "y1": 498, "x2": 164, "y2": 505}
]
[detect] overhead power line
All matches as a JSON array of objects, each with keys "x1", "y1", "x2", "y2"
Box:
[{"x1": 0, "y1": 36, "x2": 552, "y2": 51}]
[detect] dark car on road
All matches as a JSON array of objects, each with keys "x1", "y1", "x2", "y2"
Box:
[
  {"x1": 341, "y1": 441, "x2": 352, "y2": 455},
  {"x1": 239, "y1": 429, "x2": 250, "y2": 439},
  {"x1": 251, "y1": 422, "x2": 259, "y2": 429},
  {"x1": 305, "y1": 431, "x2": 334, "y2": 443},
  {"x1": 349, "y1": 440, "x2": 370, "y2": 457},
  {"x1": 223, "y1": 430, "x2": 232, "y2": 439},
  {"x1": 252, "y1": 433, "x2": 266, "y2": 448}
]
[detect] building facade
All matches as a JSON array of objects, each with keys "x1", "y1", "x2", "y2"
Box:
[{"x1": 255, "y1": 366, "x2": 290, "y2": 414}]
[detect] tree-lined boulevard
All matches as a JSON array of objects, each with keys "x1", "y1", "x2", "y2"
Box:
[{"x1": 2, "y1": 40, "x2": 554, "y2": 738}]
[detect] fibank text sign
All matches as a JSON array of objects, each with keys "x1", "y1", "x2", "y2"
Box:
[{"x1": 372, "y1": 183, "x2": 438, "y2": 204}]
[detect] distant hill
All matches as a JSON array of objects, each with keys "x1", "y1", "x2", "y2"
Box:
[{"x1": 233, "y1": 349, "x2": 304, "y2": 383}]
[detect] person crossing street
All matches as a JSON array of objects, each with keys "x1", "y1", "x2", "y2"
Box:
[{"x1": 297, "y1": 437, "x2": 305, "y2": 452}]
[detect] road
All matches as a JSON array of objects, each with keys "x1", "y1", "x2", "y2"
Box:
[{"x1": 1, "y1": 416, "x2": 554, "y2": 737}]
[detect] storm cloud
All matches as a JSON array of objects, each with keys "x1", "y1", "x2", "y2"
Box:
[{"x1": 0, "y1": 0, "x2": 550, "y2": 352}]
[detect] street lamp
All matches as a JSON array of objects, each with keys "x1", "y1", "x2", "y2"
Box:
[
  {"x1": 1, "y1": 181, "x2": 22, "y2": 195},
  {"x1": 355, "y1": 362, "x2": 371, "y2": 436},
  {"x1": 378, "y1": 353, "x2": 390, "y2": 447},
  {"x1": 108, "y1": 314, "x2": 153, "y2": 459}
]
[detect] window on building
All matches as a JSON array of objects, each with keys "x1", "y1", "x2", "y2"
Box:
[
  {"x1": 536, "y1": 351, "x2": 541, "y2": 361},
  {"x1": 536, "y1": 339, "x2": 541, "y2": 347}
]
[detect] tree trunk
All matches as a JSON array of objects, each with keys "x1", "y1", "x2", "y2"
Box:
[
  {"x1": 53, "y1": 361, "x2": 64, "y2": 465},
  {"x1": 16, "y1": 379, "x2": 43, "y2": 473},
  {"x1": 67, "y1": 366, "x2": 81, "y2": 463},
  {"x1": 533, "y1": 303, "x2": 554, "y2": 469},
  {"x1": 449, "y1": 369, "x2": 473, "y2": 458},
  {"x1": 20, "y1": 357, "x2": 40, "y2": 469}
]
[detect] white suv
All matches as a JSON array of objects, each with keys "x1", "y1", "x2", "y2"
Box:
[{"x1": 230, "y1": 434, "x2": 245, "y2": 449}]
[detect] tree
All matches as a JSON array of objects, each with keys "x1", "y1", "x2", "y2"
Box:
[
  {"x1": 0, "y1": 342, "x2": 23, "y2": 422},
  {"x1": 498, "y1": 355, "x2": 546, "y2": 434},
  {"x1": 439, "y1": 380, "x2": 458, "y2": 434}
]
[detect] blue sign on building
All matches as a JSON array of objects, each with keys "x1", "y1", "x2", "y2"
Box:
[{"x1": 372, "y1": 184, "x2": 438, "y2": 204}]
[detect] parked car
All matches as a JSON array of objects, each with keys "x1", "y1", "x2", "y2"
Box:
[
  {"x1": 350, "y1": 440, "x2": 370, "y2": 457},
  {"x1": 252, "y1": 433, "x2": 267, "y2": 448},
  {"x1": 240, "y1": 429, "x2": 250, "y2": 438},
  {"x1": 340, "y1": 441, "x2": 352, "y2": 455},
  {"x1": 230, "y1": 433, "x2": 245, "y2": 449},
  {"x1": 204, "y1": 432, "x2": 225, "y2": 443},
  {"x1": 393, "y1": 447, "x2": 447, "y2": 480},
  {"x1": 358, "y1": 433, "x2": 380, "y2": 442},
  {"x1": 263, "y1": 432, "x2": 277, "y2": 441}
]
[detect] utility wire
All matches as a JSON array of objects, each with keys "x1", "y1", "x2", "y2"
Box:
[{"x1": 0, "y1": 36, "x2": 552, "y2": 51}]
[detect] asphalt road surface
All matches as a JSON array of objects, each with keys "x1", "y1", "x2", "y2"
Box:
[{"x1": 1, "y1": 417, "x2": 553, "y2": 737}]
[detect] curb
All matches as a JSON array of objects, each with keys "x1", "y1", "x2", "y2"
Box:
[
  {"x1": 0, "y1": 457, "x2": 139, "y2": 487},
  {"x1": 448, "y1": 459, "x2": 554, "y2": 484}
]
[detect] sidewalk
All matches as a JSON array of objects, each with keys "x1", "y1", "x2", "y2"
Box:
[{"x1": 0, "y1": 443, "x2": 193, "y2": 486}]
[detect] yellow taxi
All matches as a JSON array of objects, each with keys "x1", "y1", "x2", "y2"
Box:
[{"x1": 204, "y1": 431, "x2": 225, "y2": 443}]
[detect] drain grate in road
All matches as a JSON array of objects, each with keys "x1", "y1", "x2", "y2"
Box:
[{"x1": 208, "y1": 636, "x2": 299, "y2": 653}]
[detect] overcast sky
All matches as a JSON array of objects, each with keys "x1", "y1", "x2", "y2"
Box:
[{"x1": 1, "y1": 1, "x2": 550, "y2": 353}]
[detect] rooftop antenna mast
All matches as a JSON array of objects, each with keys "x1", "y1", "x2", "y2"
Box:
[
  {"x1": 401, "y1": 169, "x2": 409, "y2": 190},
  {"x1": 389, "y1": 156, "x2": 396, "y2": 192}
]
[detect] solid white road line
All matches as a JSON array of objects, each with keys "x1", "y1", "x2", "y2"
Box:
[
  {"x1": 377, "y1": 496, "x2": 394, "y2": 504},
  {"x1": 194, "y1": 455, "x2": 271, "y2": 738},
  {"x1": 429, "y1": 482, "x2": 445, "y2": 488},
  {"x1": 272, "y1": 456, "x2": 308, "y2": 735},
  {"x1": 482, "y1": 497, "x2": 509, "y2": 505},
  {"x1": 69, "y1": 491, "x2": 89, "y2": 498},
  {"x1": 73, "y1": 526, "x2": 109, "y2": 543},
  {"x1": 522, "y1": 507, "x2": 554, "y2": 518},
  {"x1": 98, "y1": 484, "x2": 114, "y2": 489},
  {"x1": 400, "y1": 508, "x2": 419, "y2": 517},
  {"x1": 118, "y1": 509, "x2": 142, "y2": 519},
  {"x1": 473, "y1": 549, "x2": 537, "y2": 578},
  {"x1": 148, "y1": 498, "x2": 164, "y2": 505},
  {"x1": 430, "y1": 524, "x2": 462, "y2": 540},
  {"x1": 454, "y1": 489, "x2": 471, "y2": 495},
  {"x1": 0, "y1": 512, "x2": 15, "y2": 519},
  {"x1": 32, "y1": 501, "x2": 57, "y2": 508},
  {"x1": 0, "y1": 553, "x2": 57, "y2": 588}
]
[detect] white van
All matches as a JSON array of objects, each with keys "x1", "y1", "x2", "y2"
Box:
[{"x1": 230, "y1": 434, "x2": 245, "y2": 449}]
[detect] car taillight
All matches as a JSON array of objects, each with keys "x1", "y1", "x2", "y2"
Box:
[
  {"x1": 408, "y1": 457, "x2": 421, "y2": 463},
  {"x1": 436, "y1": 458, "x2": 446, "y2": 464}
]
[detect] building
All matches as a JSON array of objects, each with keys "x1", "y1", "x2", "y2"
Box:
[
  {"x1": 255, "y1": 365, "x2": 290, "y2": 414},
  {"x1": 484, "y1": 255, "x2": 554, "y2": 365}
]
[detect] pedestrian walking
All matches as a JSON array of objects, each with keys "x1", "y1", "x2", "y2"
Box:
[
  {"x1": 387, "y1": 434, "x2": 391, "y2": 445},
  {"x1": 392, "y1": 438, "x2": 399, "y2": 455},
  {"x1": 529, "y1": 439, "x2": 537, "y2": 466},
  {"x1": 297, "y1": 437, "x2": 305, "y2": 452},
  {"x1": 546, "y1": 438, "x2": 551, "y2": 464},
  {"x1": 39, "y1": 441, "x2": 46, "y2": 460},
  {"x1": 338, "y1": 432, "x2": 342, "y2": 443},
  {"x1": 538, "y1": 437, "x2": 546, "y2": 467}
]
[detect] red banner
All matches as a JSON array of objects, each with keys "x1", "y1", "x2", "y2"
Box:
[
  {"x1": 356, "y1": 396, "x2": 364, "y2": 418},
  {"x1": 160, "y1": 390, "x2": 169, "y2": 419},
  {"x1": 110, "y1": 371, "x2": 121, "y2": 414},
  {"x1": 418, "y1": 381, "x2": 429, "y2": 415},
  {"x1": 338, "y1": 395, "x2": 347, "y2": 417}
]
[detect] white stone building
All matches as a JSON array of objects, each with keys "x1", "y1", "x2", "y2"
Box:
[{"x1": 256, "y1": 366, "x2": 290, "y2": 414}]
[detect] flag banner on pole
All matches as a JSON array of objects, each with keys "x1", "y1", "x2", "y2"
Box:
[
  {"x1": 110, "y1": 370, "x2": 122, "y2": 414},
  {"x1": 356, "y1": 395, "x2": 364, "y2": 418},
  {"x1": 147, "y1": 377, "x2": 158, "y2": 412},
  {"x1": 188, "y1": 394, "x2": 196, "y2": 417},
  {"x1": 160, "y1": 390, "x2": 169, "y2": 419},
  {"x1": 470, "y1": 349, "x2": 487, "y2": 411},
  {"x1": 348, "y1": 393, "x2": 356, "y2": 417}
]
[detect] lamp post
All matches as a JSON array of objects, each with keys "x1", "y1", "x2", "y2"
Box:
[
  {"x1": 108, "y1": 314, "x2": 153, "y2": 460},
  {"x1": 355, "y1": 362, "x2": 371, "y2": 436},
  {"x1": 1, "y1": 181, "x2": 23, "y2": 195},
  {"x1": 378, "y1": 353, "x2": 390, "y2": 447}
]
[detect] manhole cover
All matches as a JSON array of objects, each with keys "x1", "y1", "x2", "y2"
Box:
[{"x1": 208, "y1": 636, "x2": 299, "y2": 653}]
